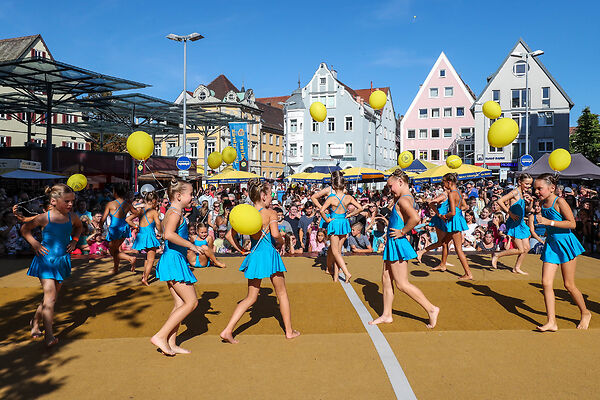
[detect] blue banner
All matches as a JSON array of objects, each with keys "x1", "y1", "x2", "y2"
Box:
[{"x1": 228, "y1": 122, "x2": 248, "y2": 170}]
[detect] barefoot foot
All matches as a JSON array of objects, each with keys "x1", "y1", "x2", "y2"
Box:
[
  {"x1": 578, "y1": 311, "x2": 592, "y2": 330},
  {"x1": 445, "y1": 262, "x2": 455, "y2": 267},
  {"x1": 536, "y1": 322, "x2": 558, "y2": 332},
  {"x1": 431, "y1": 265, "x2": 447, "y2": 272},
  {"x1": 458, "y1": 274, "x2": 473, "y2": 281},
  {"x1": 491, "y1": 253, "x2": 498, "y2": 269},
  {"x1": 215, "y1": 260, "x2": 227, "y2": 268},
  {"x1": 343, "y1": 273, "x2": 352, "y2": 283},
  {"x1": 286, "y1": 329, "x2": 301, "y2": 339},
  {"x1": 416, "y1": 250, "x2": 425, "y2": 263},
  {"x1": 512, "y1": 269, "x2": 529, "y2": 275},
  {"x1": 141, "y1": 277, "x2": 149, "y2": 287},
  {"x1": 45, "y1": 336, "x2": 59, "y2": 348},
  {"x1": 171, "y1": 345, "x2": 191, "y2": 354},
  {"x1": 151, "y1": 335, "x2": 175, "y2": 355},
  {"x1": 369, "y1": 315, "x2": 393, "y2": 325},
  {"x1": 219, "y1": 331, "x2": 239, "y2": 344},
  {"x1": 30, "y1": 319, "x2": 43, "y2": 338},
  {"x1": 426, "y1": 306, "x2": 440, "y2": 329}
]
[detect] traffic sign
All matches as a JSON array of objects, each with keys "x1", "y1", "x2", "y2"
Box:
[
  {"x1": 176, "y1": 156, "x2": 192, "y2": 170},
  {"x1": 178, "y1": 170, "x2": 190, "y2": 177},
  {"x1": 520, "y1": 154, "x2": 534, "y2": 167}
]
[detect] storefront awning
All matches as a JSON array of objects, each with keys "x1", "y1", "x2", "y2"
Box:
[{"x1": 0, "y1": 168, "x2": 65, "y2": 179}]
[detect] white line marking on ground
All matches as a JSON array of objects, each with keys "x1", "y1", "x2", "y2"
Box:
[{"x1": 339, "y1": 274, "x2": 417, "y2": 400}]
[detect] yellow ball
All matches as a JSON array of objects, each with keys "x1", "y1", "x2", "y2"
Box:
[
  {"x1": 126, "y1": 131, "x2": 154, "y2": 161},
  {"x1": 482, "y1": 100, "x2": 502, "y2": 119},
  {"x1": 229, "y1": 204, "x2": 263, "y2": 235},
  {"x1": 309, "y1": 102, "x2": 327, "y2": 122},
  {"x1": 398, "y1": 151, "x2": 414, "y2": 169},
  {"x1": 446, "y1": 155, "x2": 463, "y2": 169},
  {"x1": 222, "y1": 146, "x2": 237, "y2": 164},
  {"x1": 548, "y1": 148, "x2": 571, "y2": 172},
  {"x1": 207, "y1": 152, "x2": 222, "y2": 170},
  {"x1": 67, "y1": 174, "x2": 87, "y2": 191},
  {"x1": 488, "y1": 118, "x2": 519, "y2": 148},
  {"x1": 369, "y1": 90, "x2": 387, "y2": 110}
]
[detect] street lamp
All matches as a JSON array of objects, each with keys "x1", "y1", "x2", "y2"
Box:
[
  {"x1": 510, "y1": 49, "x2": 544, "y2": 158},
  {"x1": 278, "y1": 101, "x2": 296, "y2": 176},
  {"x1": 167, "y1": 32, "x2": 204, "y2": 170}
]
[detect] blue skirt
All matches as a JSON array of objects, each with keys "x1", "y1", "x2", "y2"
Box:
[
  {"x1": 106, "y1": 224, "x2": 131, "y2": 242},
  {"x1": 27, "y1": 254, "x2": 71, "y2": 282},
  {"x1": 319, "y1": 213, "x2": 330, "y2": 229},
  {"x1": 383, "y1": 236, "x2": 417, "y2": 262},
  {"x1": 430, "y1": 216, "x2": 447, "y2": 232},
  {"x1": 156, "y1": 250, "x2": 197, "y2": 284},
  {"x1": 506, "y1": 217, "x2": 531, "y2": 239},
  {"x1": 327, "y1": 218, "x2": 350, "y2": 235},
  {"x1": 132, "y1": 227, "x2": 160, "y2": 250},
  {"x1": 446, "y1": 213, "x2": 468, "y2": 233},
  {"x1": 194, "y1": 255, "x2": 211, "y2": 268},
  {"x1": 239, "y1": 243, "x2": 286, "y2": 280},
  {"x1": 541, "y1": 233, "x2": 584, "y2": 264}
]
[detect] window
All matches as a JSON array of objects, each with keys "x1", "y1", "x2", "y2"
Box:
[
  {"x1": 511, "y1": 89, "x2": 529, "y2": 108},
  {"x1": 262, "y1": 133, "x2": 266, "y2": 143},
  {"x1": 327, "y1": 143, "x2": 333, "y2": 155},
  {"x1": 198, "y1": 91, "x2": 207, "y2": 101},
  {"x1": 538, "y1": 111, "x2": 554, "y2": 127},
  {"x1": 66, "y1": 114, "x2": 76, "y2": 123},
  {"x1": 299, "y1": 122, "x2": 303, "y2": 131},
  {"x1": 489, "y1": 145, "x2": 502, "y2": 153},
  {"x1": 443, "y1": 128, "x2": 452, "y2": 138},
  {"x1": 512, "y1": 112, "x2": 526, "y2": 133},
  {"x1": 419, "y1": 129, "x2": 427, "y2": 139},
  {"x1": 345, "y1": 116, "x2": 353, "y2": 131},
  {"x1": 252, "y1": 144, "x2": 257, "y2": 160},
  {"x1": 311, "y1": 143, "x2": 319, "y2": 156},
  {"x1": 407, "y1": 129, "x2": 415, "y2": 139},
  {"x1": 368, "y1": 143, "x2": 372, "y2": 155},
  {"x1": 513, "y1": 61, "x2": 527, "y2": 77},
  {"x1": 290, "y1": 119, "x2": 297, "y2": 133},
  {"x1": 431, "y1": 128, "x2": 440, "y2": 138},
  {"x1": 262, "y1": 151, "x2": 266, "y2": 161},
  {"x1": 431, "y1": 108, "x2": 440, "y2": 118},
  {"x1": 492, "y1": 90, "x2": 500, "y2": 103},
  {"x1": 444, "y1": 87, "x2": 454, "y2": 97},
  {"x1": 408, "y1": 150, "x2": 416, "y2": 159},
  {"x1": 290, "y1": 143, "x2": 297, "y2": 157},
  {"x1": 431, "y1": 149, "x2": 440, "y2": 161},
  {"x1": 439, "y1": 69, "x2": 446, "y2": 77},
  {"x1": 542, "y1": 87, "x2": 550, "y2": 108},
  {"x1": 320, "y1": 77, "x2": 326, "y2": 85},
  {"x1": 538, "y1": 138, "x2": 554, "y2": 153},
  {"x1": 327, "y1": 117, "x2": 335, "y2": 132},
  {"x1": 419, "y1": 109, "x2": 427, "y2": 119},
  {"x1": 189, "y1": 141, "x2": 198, "y2": 158},
  {"x1": 207, "y1": 141, "x2": 216, "y2": 154},
  {"x1": 326, "y1": 95, "x2": 336, "y2": 108},
  {"x1": 269, "y1": 135, "x2": 274, "y2": 145},
  {"x1": 429, "y1": 88, "x2": 439, "y2": 97},
  {"x1": 345, "y1": 143, "x2": 353, "y2": 155},
  {"x1": 269, "y1": 152, "x2": 273, "y2": 162},
  {"x1": 512, "y1": 142, "x2": 526, "y2": 159},
  {"x1": 154, "y1": 143, "x2": 162, "y2": 155},
  {"x1": 168, "y1": 142, "x2": 176, "y2": 148},
  {"x1": 312, "y1": 120, "x2": 319, "y2": 132},
  {"x1": 419, "y1": 150, "x2": 428, "y2": 160},
  {"x1": 276, "y1": 136, "x2": 280, "y2": 146},
  {"x1": 443, "y1": 107, "x2": 452, "y2": 117},
  {"x1": 0, "y1": 135, "x2": 10, "y2": 147},
  {"x1": 444, "y1": 150, "x2": 451, "y2": 159},
  {"x1": 461, "y1": 127, "x2": 473, "y2": 137},
  {"x1": 456, "y1": 107, "x2": 464, "y2": 117}
]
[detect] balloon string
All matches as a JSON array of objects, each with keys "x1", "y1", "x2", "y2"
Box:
[
  {"x1": 15, "y1": 194, "x2": 47, "y2": 206},
  {"x1": 142, "y1": 161, "x2": 166, "y2": 190}
]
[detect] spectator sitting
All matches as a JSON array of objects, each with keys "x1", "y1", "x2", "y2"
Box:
[
  {"x1": 309, "y1": 228, "x2": 327, "y2": 255},
  {"x1": 348, "y1": 223, "x2": 373, "y2": 254},
  {"x1": 283, "y1": 232, "x2": 302, "y2": 255},
  {"x1": 88, "y1": 232, "x2": 109, "y2": 256},
  {"x1": 476, "y1": 230, "x2": 497, "y2": 251},
  {"x1": 489, "y1": 212, "x2": 508, "y2": 250},
  {"x1": 528, "y1": 199, "x2": 546, "y2": 254},
  {"x1": 476, "y1": 207, "x2": 492, "y2": 227}
]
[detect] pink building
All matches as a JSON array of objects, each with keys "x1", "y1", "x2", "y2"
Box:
[{"x1": 401, "y1": 52, "x2": 476, "y2": 164}]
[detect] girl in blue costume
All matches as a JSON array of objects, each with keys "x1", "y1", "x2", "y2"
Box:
[
  {"x1": 21, "y1": 184, "x2": 83, "y2": 347},
  {"x1": 533, "y1": 173, "x2": 590, "y2": 331},
  {"x1": 127, "y1": 191, "x2": 162, "y2": 286},
  {"x1": 311, "y1": 184, "x2": 338, "y2": 275},
  {"x1": 151, "y1": 179, "x2": 203, "y2": 356},
  {"x1": 186, "y1": 222, "x2": 226, "y2": 269},
  {"x1": 417, "y1": 173, "x2": 473, "y2": 280},
  {"x1": 426, "y1": 188, "x2": 452, "y2": 271},
  {"x1": 491, "y1": 173, "x2": 533, "y2": 274},
  {"x1": 320, "y1": 171, "x2": 363, "y2": 283},
  {"x1": 220, "y1": 179, "x2": 300, "y2": 344},
  {"x1": 101, "y1": 184, "x2": 136, "y2": 274},
  {"x1": 369, "y1": 170, "x2": 439, "y2": 328}
]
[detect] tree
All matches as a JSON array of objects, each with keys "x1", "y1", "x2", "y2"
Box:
[{"x1": 570, "y1": 107, "x2": 600, "y2": 165}]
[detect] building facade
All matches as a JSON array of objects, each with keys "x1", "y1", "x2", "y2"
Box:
[
  {"x1": 0, "y1": 35, "x2": 88, "y2": 150},
  {"x1": 471, "y1": 39, "x2": 573, "y2": 171},
  {"x1": 401, "y1": 52, "x2": 476, "y2": 165},
  {"x1": 281, "y1": 63, "x2": 397, "y2": 173}
]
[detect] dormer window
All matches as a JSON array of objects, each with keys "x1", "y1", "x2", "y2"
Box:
[
  {"x1": 439, "y1": 69, "x2": 446, "y2": 77},
  {"x1": 227, "y1": 93, "x2": 236, "y2": 102},
  {"x1": 319, "y1": 77, "x2": 326, "y2": 85},
  {"x1": 198, "y1": 91, "x2": 207, "y2": 101}
]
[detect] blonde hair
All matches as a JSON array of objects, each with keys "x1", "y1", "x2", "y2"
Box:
[
  {"x1": 167, "y1": 178, "x2": 191, "y2": 201},
  {"x1": 442, "y1": 172, "x2": 458, "y2": 184},
  {"x1": 45, "y1": 183, "x2": 73, "y2": 200},
  {"x1": 248, "y1": 178, "x2": 270, "y2": 203},
  {"x1": 390, "y1": 169, "x2": 409, "y2": 184}
]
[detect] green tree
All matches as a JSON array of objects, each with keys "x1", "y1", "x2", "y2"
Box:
[{"x1": 570, "y1": 107, "x2": 600, "y2": 164}]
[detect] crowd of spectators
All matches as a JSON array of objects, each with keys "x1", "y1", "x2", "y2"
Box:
[{"x1": 1, "y1": 178, "x2": 600, "y2": 259}]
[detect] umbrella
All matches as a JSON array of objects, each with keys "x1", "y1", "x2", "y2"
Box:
[
  {"x1": 383, "y1": 166, "x2": 418, "y2": 178},
  {"x1": 0, "y1": 168, "x2": 65, "y2": 180},
  {"x1": 413, "y1": 164, "x2": 492, "y2": 184},
  {"x1": 206, "y1": 166, "x2": 263, "y2": 184},
  {"x1": 288, "y1": 172, "x2": 312, "y2": 182},
  {"x1": 301, "y1": 172, "x2": 329, "y2": 182},
  {"x1": 403, "y1": 159, "x2": 438, "y2": 173},
  {"x1": 340, "y1": 167, "x2": 385, "y2": 181}
]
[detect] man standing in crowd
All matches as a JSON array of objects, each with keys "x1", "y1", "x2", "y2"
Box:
[
  {"x1": 284, "y1": 204, "x2": 301, "y2": 248},
  {"x1": 298, "y1": 201, "x2": 316, "y2": 251},
  {"x1": 198, "y1": 187, "x2": 214, "y2": 210}
]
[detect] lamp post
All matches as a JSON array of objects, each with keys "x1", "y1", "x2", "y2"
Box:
[
  {"x1": 167, "y1": 32, "x2": 204, "y2": 169},
  {"x1": 510, "y1": 49, "x2": 544, "y2": 158},
  {"x1": 278, "y1": 101, "x2": 296, "y2": 176}
]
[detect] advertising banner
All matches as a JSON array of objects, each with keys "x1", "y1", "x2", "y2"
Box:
[{"x1": 228, "y1": 122, "x2": 248, "y2": 170}]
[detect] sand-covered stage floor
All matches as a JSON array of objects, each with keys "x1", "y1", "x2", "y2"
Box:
[{"x1": 1, "y1": 252, "x2": 599, "y2": 399}]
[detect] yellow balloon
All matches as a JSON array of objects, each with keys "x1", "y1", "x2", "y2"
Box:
[
  {"x1": 398, "y1": 151, "x2": 414, "y2": 169},
  {"x1": 229, "y1": 204, "x2": 263, "y2": 235},
  {"x1": 222, "y1": 146, "x2": 237, "y2": 164},
  {"x1": 482, "y1": 100, "x2": 502, "y2": 119},
  {"x1": 207, "y1": 152, "x2": 222, "y2": 170},
  {"x1": 488, "y1": 118, "x2": 519, "y2": 148},
  {"x1": 446, "y1": 155, "x2": 463, "y2": 169},
  {"x1": 548, "y1": 148, "x2": 571, "y2": 172},
  {"x1": 126, "y1": 131, "x2": 154, "y2": 161},
  {"x1": 67, "y1": 173, "x2": 87, "y2": 191},
  {"x1": 309, "y1": 102, "x2": 327, "y2": 122},
  {"x1": 369, "y1": 90, "x2": 387, "y2": 110}
]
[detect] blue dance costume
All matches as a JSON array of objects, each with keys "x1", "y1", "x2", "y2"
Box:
[
  {"x1": 193, "y1": 238, "x2": 210, "y2": 268},
  {"x1": 319, "y1": 192, "x2": 333, "y2": 229},
  {"x1": 429, "y1": 197, "x2": 448, "y2": 232},
  {"x1": 132, "y1": 209, "x2": 161, "y2": 251},
  {"x1": 540, "y1": 197, "x2": 584, "y2": 264},
  {"x1": 383, "y1": 195, "x2": 417, "y2": 262},
  {"x1": 239, "y1": 208, "x2": 287, "y2": 279},
  {"x1": 445, "y1": 190, "x2": 468, "y2": 233},
  {"x1": 106, "y1": 199, "x2": 131, "y2": 242},
  {"x1": 28, "y1": 212, "x2": 72, "y2": 282},
  {"x1": 326, "y1": 194, "x2": 351, "y2": 235},
  {"x1": 155, "y1": 208, "x2": 197, "y2": 284},
  {"x1": 505, "y1": 190, "x2": 531, "y2": 240}
]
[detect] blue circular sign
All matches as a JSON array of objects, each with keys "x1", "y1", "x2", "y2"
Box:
[
  {"x1": 176, "y1": 156, "x2": 192, "y2": 170},
  {"x1": 520, "y1": 154, "x2": 534, "y2": 167}
]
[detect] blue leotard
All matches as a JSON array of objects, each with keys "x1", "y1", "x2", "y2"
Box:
[
  {"x1": 327, "y1": 194, "x2": 351, "y2": 235},
  {"x1": 132, "y1": 209, "x2": 161, "y2": 251},
  {"x1": 540, "y1": 197, "x2": 584, "y2": 264},
  {"x1": 505, "y1": 190, "x2": 531, "y2": 239},
  {"x1": 27, "y1": 212, "x2": 72, "y2": 282},
  {"x1": 319, "y1": 193, "x2": 334, "y2": 229},
  {"x1": 155, "y1": 208, "x2": 197, "y2": 283},
  {"x1": 383, "y1": 195, "x2": 417, "y2": 262},
  {"x1": 445, "y1": 190, "x2": 468, "y2": 233},
  {"x1": 106, "y1": 199, "x2": 131, "y2": 242},
  {"x1": 430, "y1": 196, "x2": 448, "y2": 232},
  {"x1": 193, "y1": 238, "x2": 210, "y2": 268}
]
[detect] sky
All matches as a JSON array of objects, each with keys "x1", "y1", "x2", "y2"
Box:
[{"x1": 1, "y1": 0, "x2": 599, "y2": 124}]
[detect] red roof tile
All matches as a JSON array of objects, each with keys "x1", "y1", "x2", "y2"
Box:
[
  {"x1": 207, "y1": 74, "x2": 239, "y2": 100},
  {"x1": 255, "y1": 96, "x2": 289, "y2": 109}
]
